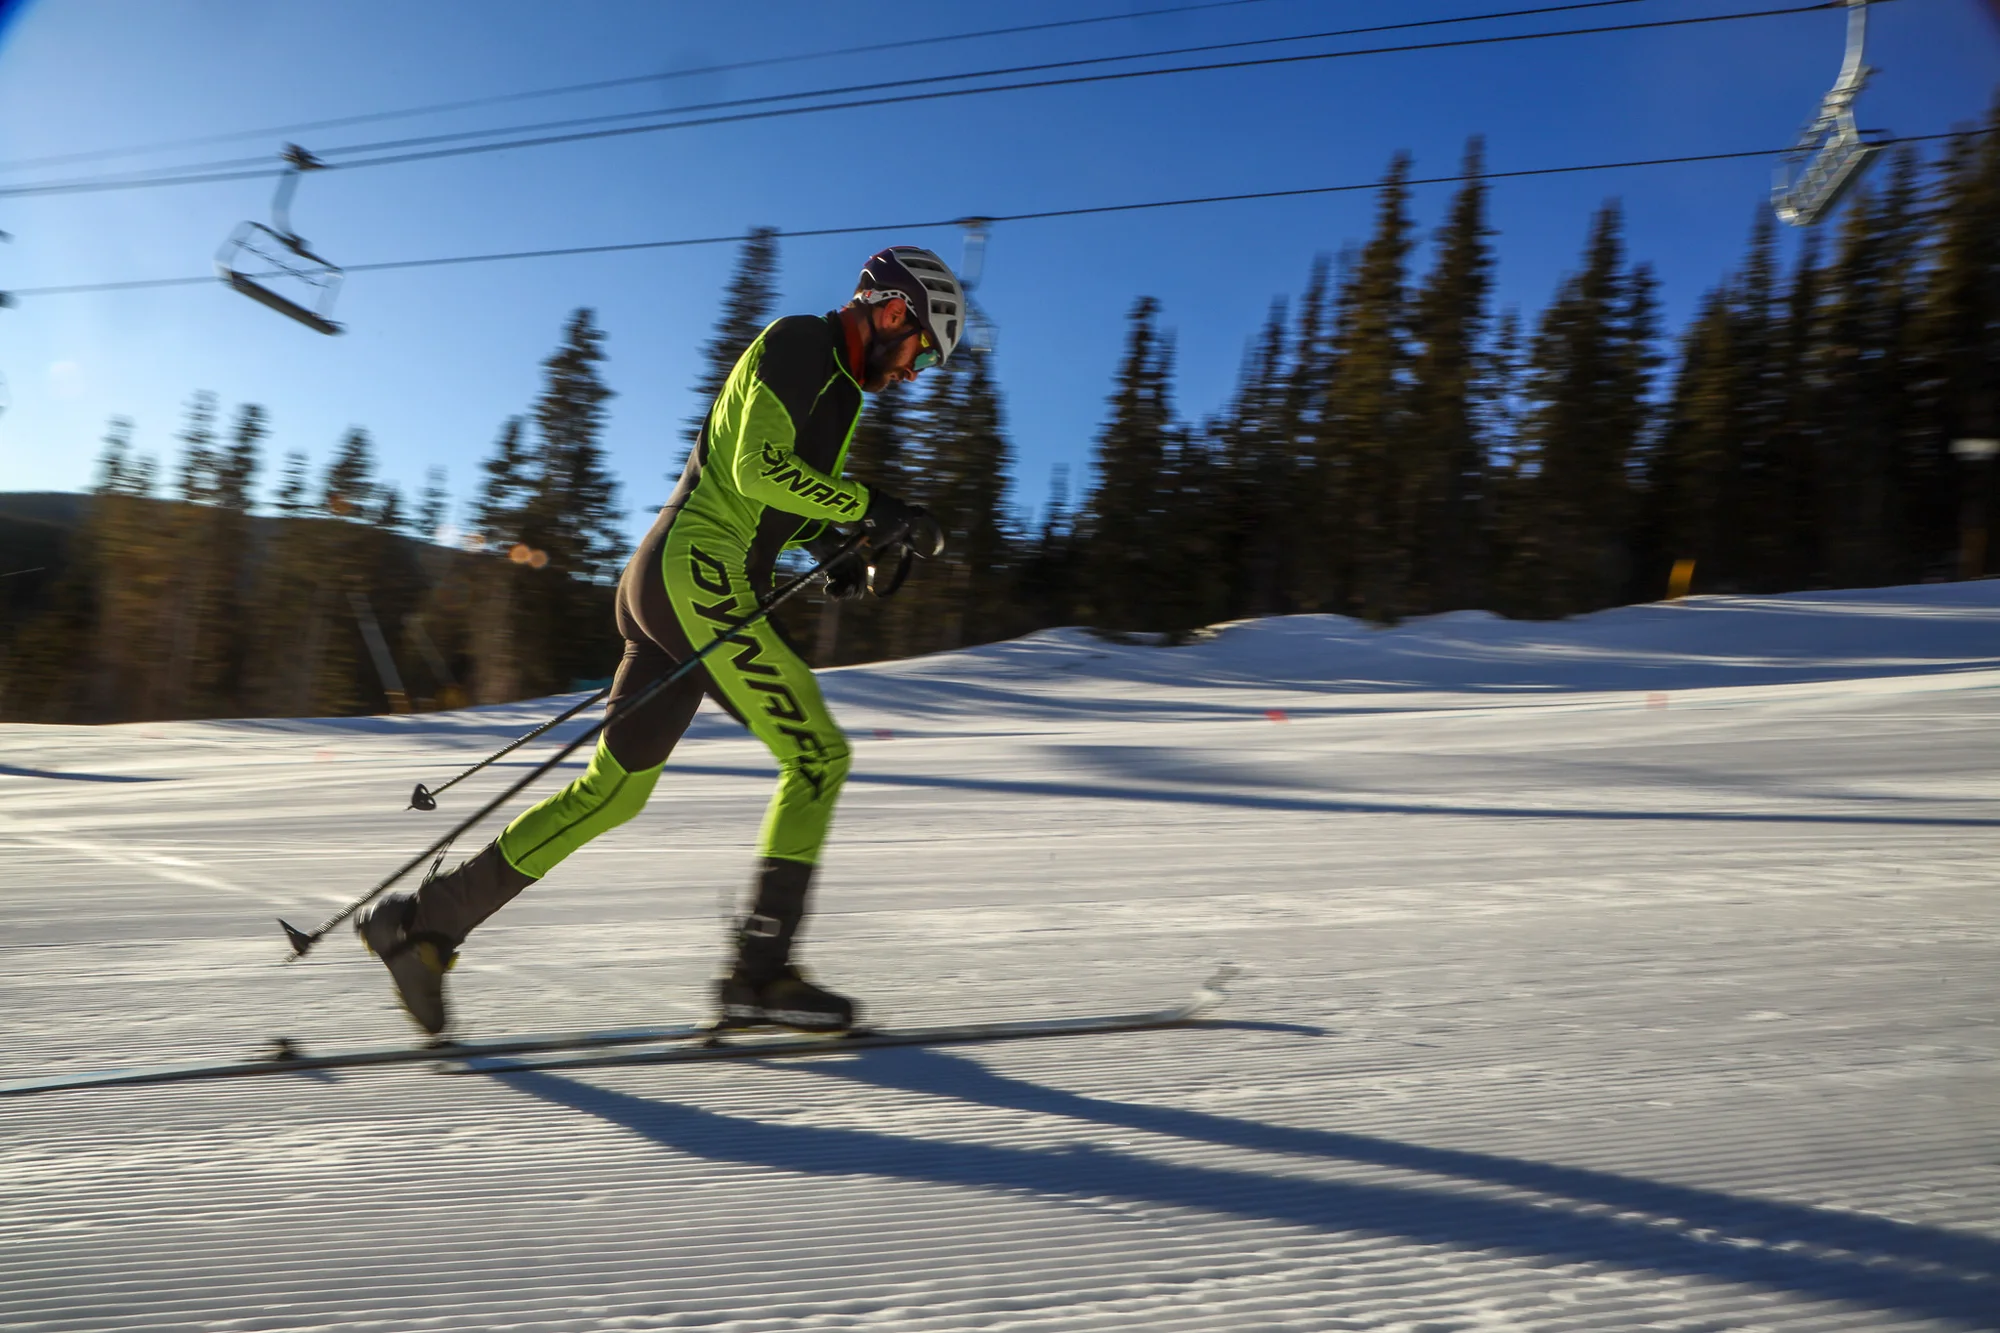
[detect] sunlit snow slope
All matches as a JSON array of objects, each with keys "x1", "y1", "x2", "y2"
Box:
[{"x1": 3, "y1": 584, "x2": 1998, "y2": 1331}]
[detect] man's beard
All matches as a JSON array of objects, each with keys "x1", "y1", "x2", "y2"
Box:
[{"x1": 862, "y1": 341, "x2": 903, "y2": 392}]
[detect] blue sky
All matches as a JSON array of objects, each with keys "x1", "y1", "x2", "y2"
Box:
[{"x1": 1, "y1": 0, "x2": 1996, "y2": 544}]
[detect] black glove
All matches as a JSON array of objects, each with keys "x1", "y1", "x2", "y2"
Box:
[
  {"x1": 863, "y1": 487, "x2": 946, "y2": 560},
  {"x1": 805, "y1": 531, "x2": 870, "y2": 600},
  {"x1": 823, "y1": 561, "x2": 869, "y2": 600}
]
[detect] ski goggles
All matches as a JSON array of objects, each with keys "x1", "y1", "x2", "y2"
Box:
[{"x1": 910, "y1": 325, "x2": 942, "y2": 372}]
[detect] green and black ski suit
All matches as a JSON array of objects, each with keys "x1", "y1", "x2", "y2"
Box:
[{"x1": 493, "y1": 313, "x2": 873, "y2": 880}]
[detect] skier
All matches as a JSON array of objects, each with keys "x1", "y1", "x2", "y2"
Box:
[{"x1": 357, "y1": 246, "x2": 965, "y2": 1038}]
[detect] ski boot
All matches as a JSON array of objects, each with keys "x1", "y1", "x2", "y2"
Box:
[
  {"x1": 715, "y1": 964, "x2": 857, "y2": 1033},
  {"x1": 355, "y1": 841, "x2": 537, "y2": 1037},
  {"x1": 354, "y1": 892, "x2": 457, "y2": 1037},
  {"x1": 713, "y1": 856, "x2": 858, "y2": 1033}
]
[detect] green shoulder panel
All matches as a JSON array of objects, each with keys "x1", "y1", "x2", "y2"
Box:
[{"x1": 693, "y1": 318, "x2": 869, "y2": 542}]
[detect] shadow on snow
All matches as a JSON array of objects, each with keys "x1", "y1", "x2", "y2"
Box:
[
  {"x1": 496, "y1": 1047, "x2": 1997, "y2": 1327},
  {"x1": 0, "y1": 764, "x2": 166, "y2": 783},
  {"x1": 618, "y1": 762, "x2": 2000, "y2": 831}
]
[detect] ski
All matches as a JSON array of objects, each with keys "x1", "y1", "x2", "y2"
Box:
[
  {"x1": 442, "y1": 968, "x2": 1237, "y2": 1078},
  {"x1": 0, "y1": 1022, "x2": 709, "y2": 1098},
  {"x1": 0, "y1": 970, "x2": 1236, "y2": 1097}
]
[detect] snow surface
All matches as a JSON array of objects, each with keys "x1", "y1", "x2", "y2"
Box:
[{"x1": 2, "y1": 584, "x2": 1998, "y2": 1331}]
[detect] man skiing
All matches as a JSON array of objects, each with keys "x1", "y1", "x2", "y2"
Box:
[{"x1": 356, "y1": 245, "x2": 965, "y2": 1038}]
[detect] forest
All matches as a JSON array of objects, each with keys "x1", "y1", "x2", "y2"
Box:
[{"x1": 1, "y1": 98, "x2": 1994, "y2": 725}]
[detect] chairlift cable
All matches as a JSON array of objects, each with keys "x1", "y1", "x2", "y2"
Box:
[
  {"x1": 0, "y1": 0, "x2": 1287, "y2": 176},
  {"x1": 14, "y1": 128, "x2": 1986, "y2": 303},
  {"x1": 0, "y1": 0, "x2": 1658, "y2": 195},
  {"x1": 230, "y1": 1, "x2": 1663, "y2": 166},
  {"x1": 0, "y1": 1, "x2": 1877, "y2": 202}
]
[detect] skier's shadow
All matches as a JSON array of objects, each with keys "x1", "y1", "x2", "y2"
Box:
[
  {"x1": 635, "y1": 762, "x2": 2000, "y2": 830},
  {"x1": 497, "y1": 1050, "x2": 1998, "y2": 1326},
  {"x1": 0, "y1": 763, "x2": 165, "y2": 783}
]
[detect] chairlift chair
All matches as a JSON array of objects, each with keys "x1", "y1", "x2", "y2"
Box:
[
  {"x1": 1772, "y1": 0, "x2": 1887, "y2": 227},
  {"x1": 215, "y1": 144, "x2": 345, "y2": 335}
]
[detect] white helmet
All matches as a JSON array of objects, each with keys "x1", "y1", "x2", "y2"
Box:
[{"x1": 854, "y1": 245, "x2": 966, "y2": 366}]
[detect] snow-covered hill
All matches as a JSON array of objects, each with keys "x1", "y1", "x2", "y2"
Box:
[{"x1": 3, "y1": 584, "x2": 1996, "y2": 1331}]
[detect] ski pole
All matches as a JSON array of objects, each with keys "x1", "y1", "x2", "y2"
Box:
[
  {"x1": 409, "y1": 517, "x2": 910, "y2": 809},
  {"x1": 407, "y1": 686, "x2": 609, "y2": 811},
  {"x1": 278, "y1": 531, "x2": 869, "y2": 959}
]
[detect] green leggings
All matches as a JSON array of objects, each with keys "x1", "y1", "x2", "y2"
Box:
[{"x1": 494, "y1": 515, "x2": 851, "y2": 880}]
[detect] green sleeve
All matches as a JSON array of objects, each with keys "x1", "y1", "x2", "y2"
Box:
[{"x1": 728, "y1": 375, "x2": 871, "y2": 523}]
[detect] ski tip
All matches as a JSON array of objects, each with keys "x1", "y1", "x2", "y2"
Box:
[
  {"x1": 408, "y1": 783, "x2": 437, "y2": 812},
  {"x1": 278, "y1": 919, "x2": 317, "y2": 957}
]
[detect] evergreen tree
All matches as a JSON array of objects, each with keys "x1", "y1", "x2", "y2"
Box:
[
  {"x1": 1768, "y1": 228, "x2": 1826, "y2": 590},
  {"x1": 1479, "y1": 306, "x2": 1535, "y2": 605},
  {"x1": 497, "y1": 309, "x2": 626, "y2": 695},
  {"x1": 524, "y1": 309, "x2": 624, "y2": 579},
  {"x1": 1650, "y1": 288, "x2": 1734, "y2": 595},
  {"x1": 1407, "y1": 141, "x2": 1495, "y2": 612},
  {"x1": 323, "y1": 428, "x2": 379, "y2": 520},
  {"x1": 1281, "y1": 255, "x2": 1338, "y2": 611},
  {"x1": 1083, "y1": 297, "x2": 1178, "y2": 633},
  {"x1": 1214, "y1": 297, "x2": 1296, "y2": 617},
  {"x1": 416, "y1": 466, "x2": 450, "y2": 543},
  {"x1": 681, "y1": 226, "x2": 781, "y2": 466},
  {"x1": 216, "y1": 404, "x2": 265, "y2": 513},
  {"x1": 1284, "y1": 255, "x2": 1337, "y2": 451},
  {"x1": 1647, "y1": 212, "x2": 1793, "y2": 599},
  {"x1": 175, "y1": 391, "x2": 220, "y2": 504},
  {"x1": 375, "y1": 485, "x2": 408, "y2": 535},
  {"x1": 1816, "y1": 149, "x2": 1927, "y2": 586},
  {"x1": 1481, "y1": 307, "x2": 1527, "y2": 457},
  {"x1": 1013, "y1": 462, "x2": 1084, "y2": 632},
  {"x1": 1046, "y1": 464, "x2": 1073, "y2": 537},
  {"x1": 1149, "y1": 376, "x2": 1231, "y2": 637},
  {"x1": 1513, "y1": 202, "x2": 1659, "y2": 616},
  {"x1": 1922, "y1": 99, "x2": 2000, "y2": 576},
  {"x1": 462, "y1": 313, "x2": 626, "y2": 702},
  {"x1": 475, "y1": 416, "x2": 530, "y2": 546},
  {"x1": 1730, "y1": 211, "x2": 1789, "y2": 587},
  {"x1": 1323, "y1": 154, "x2": 1416, "y2": 621},
  {"x1": 274, "y1": 451, "x2": 311, "y2": 515},
  {"x1": 159, "y1": 391, "x2": 236, "y2": 714},
  {"x1": 201, "y1": 402, "x2": 267, "y2": 706},
  {"x1": 912, "y1": 343, "x2": 1016, "y2": 650},
  {"x1": 94, "y1": 417, "x2": 154, "y2": 496}
]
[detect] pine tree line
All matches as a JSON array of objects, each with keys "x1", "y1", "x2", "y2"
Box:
[
  {"x1": 1077, "y1": 107, "x2": 1998, "y2": 637},
  {"x1": 1647, "y1": 133, "x2": 2000, "y2": 594},
  {"x1": 0, "y1": 312, "x2": 625, "y2": 722},
  {"x1": 4, "y1": 99, "x2": 1994, "y2": 721}
]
